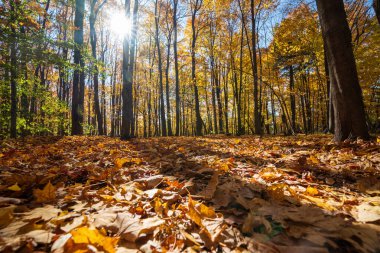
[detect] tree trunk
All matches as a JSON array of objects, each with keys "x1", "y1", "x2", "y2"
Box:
[
  {"x1": 173, "y1": 0, "x2": 180, "y2": 136},
  {"x1": 72, "y1": 0, "x2": 85, "y2": 135},
  {"x1": 289, "y1": 65, "x2": 296, "y2": 131},
  {"x1": 154, "y1": 0, "x2": 167, "y2": 136},
  {"x1": 10, "y1": 2, "x2": 17, "y2": 138},
  {"x1": 316, "y1": 0, "x2": 370, "y2": 141},
  {"x1": 121, "y1": 0, "x2": 133, "y2": 139},
  {"x1": 374, "y1": 0, "x2": 380, "y2": 25},
  {"x1": 191, "y1": 0, "x2": 203, "y2": 136},
  {"x1": 250, "y1": 0, "x2": 261, "y2": 135},
  {"x1": 165, "y1": 32, "x2": 173, "y2": 136},
  {"x1": 90, "y1": 0, "x2": 103, "y2": 135}
]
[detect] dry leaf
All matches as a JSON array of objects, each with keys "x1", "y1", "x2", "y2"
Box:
[
  {"x1": 70, "y1": 226, "x2": 119, "y2": 253},
  {"x1": 199, "y1": 171, "x2": 219, "y2": 200},
  {"x1": 33, "y1": 181, "x2": 56, "y2": 203},
  {"x1": 7, "y1": 183, "x2": 21, "y2": 192}
]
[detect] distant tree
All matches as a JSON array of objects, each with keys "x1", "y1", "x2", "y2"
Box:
[{"x1": 316, "y1": 0, "x2": 370, "y2": 141}]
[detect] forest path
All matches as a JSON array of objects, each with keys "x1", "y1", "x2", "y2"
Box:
[{"x1": 0, "y1": 135, "x2": 379, "y2": 252}]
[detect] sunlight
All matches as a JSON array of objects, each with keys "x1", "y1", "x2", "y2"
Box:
[{"x1": 109, "y1": 12, "x2": 132, "y2": 37}]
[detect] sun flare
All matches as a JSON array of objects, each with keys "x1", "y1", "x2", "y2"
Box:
[{"x1": 109, "y1": 12, "x2": 132, "y2": 37}]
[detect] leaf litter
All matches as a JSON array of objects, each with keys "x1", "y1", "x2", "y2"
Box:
[{"x1": 0, "y1": 135, "x2": 379, "y2": 252}]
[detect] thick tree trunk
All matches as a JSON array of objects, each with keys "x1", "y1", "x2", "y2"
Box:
[
  {"x1": 251, "y1": 0, "x2": 262, "y2": 135},
  {"x1": 374, "y1": 0, "x2": 380, "y2": 25},
  {"x1": 316, "y1": 0, "x2": 370, "y2": 141},
  {"x1": 72, "y1": 0, "x2": 85, "y2": 135},
  {"x1": 121, "y1": 0, "x2": 133, "y2": 139}
]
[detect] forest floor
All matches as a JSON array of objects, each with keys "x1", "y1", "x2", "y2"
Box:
[{"x1": 0, "y1": 135, "x2": 379, "y2": 253}]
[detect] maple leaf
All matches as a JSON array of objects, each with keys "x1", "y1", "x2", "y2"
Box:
[
  {"x1": 69, "y1": 226, "x2": 119, "y2": 253},
  {"x1": 33, "y1": 181, "x2": 56, "y2": 203}
]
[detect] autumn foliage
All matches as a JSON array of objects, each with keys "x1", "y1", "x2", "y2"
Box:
[{"x1": 0, "y1": 135, "x2": 379, "y2": 252}]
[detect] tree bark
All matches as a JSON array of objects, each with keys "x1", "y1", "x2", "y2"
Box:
[
  {"x1": 121, "y1": 0, "x2": 133, "y2": 139},
  {"x1": 10, "y1": 1, "x2": 17, "y2": 138},
  {"x1": 316, "y1": 0, "x2": 370, "y2": 141},
  {"x1": 191, "y1": 0, "x2": 203, "y2": 136},
  {"x1": 289, "y1": 65, "x2": 296, "y2": 132},
  {"x1": 154, "y1": 0, "x2": 167, "y2": 136},
  {"x1": 72, "y1": 0, "x2": 85, "y2": 135},
  {"x1": 250, "y1": 0, "x2": 261, "y2": 135},
  {"x1": 173, "y1": 0, "x2": 180, "y2": 136},
  {"x1": 374, "y1": 0, "x2": 380, "y2": 25},
  {"x1": 89, "y1": 0, "x2": 104, "y2": 135}
]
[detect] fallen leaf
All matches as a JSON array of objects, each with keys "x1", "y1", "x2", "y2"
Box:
[
  {"x1": 356, "y1": 197, "x2": 380, "y2": 222},
  {"x1": 305, "y1": 186, "x2": 319, "y2": 196},
  {"x1": 33, "y1": 181, "x2": 56, "y2": 203},
  {"x1": 198, "y1": 171, "x2": 219, "y2": 200},
  {"x1": 25, "y1": 229, "x2": 55, "y2": 244},
  {"x1": 0, "y1": 205, "x2": 15, "y2": 228},
  {"x1": 70, "y1": 226, "x2": 119, "y2": 253},
  {"x1": 7, "y1": 183, "x2": 21, "y2": 192}
]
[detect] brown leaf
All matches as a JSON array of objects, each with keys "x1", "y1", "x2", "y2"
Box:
[{"x1": 33, "y1": 181, "x2": 56, "y2": 203}]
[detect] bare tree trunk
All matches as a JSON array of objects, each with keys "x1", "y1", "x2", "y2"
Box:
[
  {"x1": 374, "y1": 0, "x2": 380, "y2": 25},
  {"x1": 173, "y1": 0, "x2": 180, "y2": 136},
  {"x1": 191, "y1": 0, "x2": 203, "y2": 136},
  {"x1": 154, "y1": 0, "x2": 166, "y2": 136},
  {"x1": 89, "y1": 0, "x2": 104, "y2": 135},
  {"x1": 250, "y1": 0, "x2": 262, "y2": 135},
  {"x1": 121, "y1": 0, "x2": 133, "y2": 139},
  {"x1": 317, "y1": 0, "x2": 370, "y2": 141},
  {"x1": 72, "y1": 0, "x2": 85, "y2": 135},
  {"x1": 165, "y1": 30, "x2": 173, "y2": 136},
  {"x1": 10, "y1": 1, "x2": 17, "y2": 138},
  {"x1": 289, "y1": 65, "x2": 296, "y2": 132}
]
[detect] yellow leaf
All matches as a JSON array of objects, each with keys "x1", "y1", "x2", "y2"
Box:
[
  {"x1": 302, "y1": 195, "x2": 336, "y2": 211},
  {"x1": 305, "y1": 186, "x2": 319, "y2": 196},
  {"x1": 70, "y1": 226, "x2": 119, "y2": 253},
  {"x1": 188, "y1": 196, "x2": 203, "y2": 227},
  {"x1": 8, "y1": 183, "x2": 21, "y2": 191},
  {"x1": 188, "y1": 196, "x2": 216, "y2": 228},
  {"x1": 100, "y1": 195, "x2": 114, "y2": 201},
  {"x1": 115, "y1": 157, "x2": 129, "y2": 169},
  {"x1": 33, "y1": 181, "x2": 56, "y2": 203},
  {"x1": 308, "y1": 155, "x2": 319, "y2": 164}
]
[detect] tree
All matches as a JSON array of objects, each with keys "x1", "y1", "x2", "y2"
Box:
[
  {"x1": 172, "y1": 0, "x2": 181, "y2": 136},
  {"x1": 316, "y1": 0, "x2": 370, "y2": 141},
  {"x1": 374, "y1": 0, "x2": 380, "y2": 25},
  {"x1": 190, "y1": 0, "x2": 203, "y2": 136},
  {"x1": 9, "y1": 1, "x2": 17, "y2": 138},
  {"x1": 90, "y1": 0, "x2": 107, "y2": 135},
  {"x1": 72, "y1": 0, "x2": 85, "y2": 135},
  {"x1": 154, "y1": 0, "x2": 167, "y2": 136},
  {"x1": 251, "y1": 0, "x2": 262, "y2": 135},
  {"x1": 121, "y1": 0, "x2": 137, "y2": 139}
]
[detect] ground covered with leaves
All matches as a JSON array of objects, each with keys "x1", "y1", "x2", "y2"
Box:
[{"x1": 0, "y1": 135, "x2": 379, "y2": 252}]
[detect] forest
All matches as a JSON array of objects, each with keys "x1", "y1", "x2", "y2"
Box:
[{"x1": 0, "y1": 0, "x2": 380, "y2": 252}]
